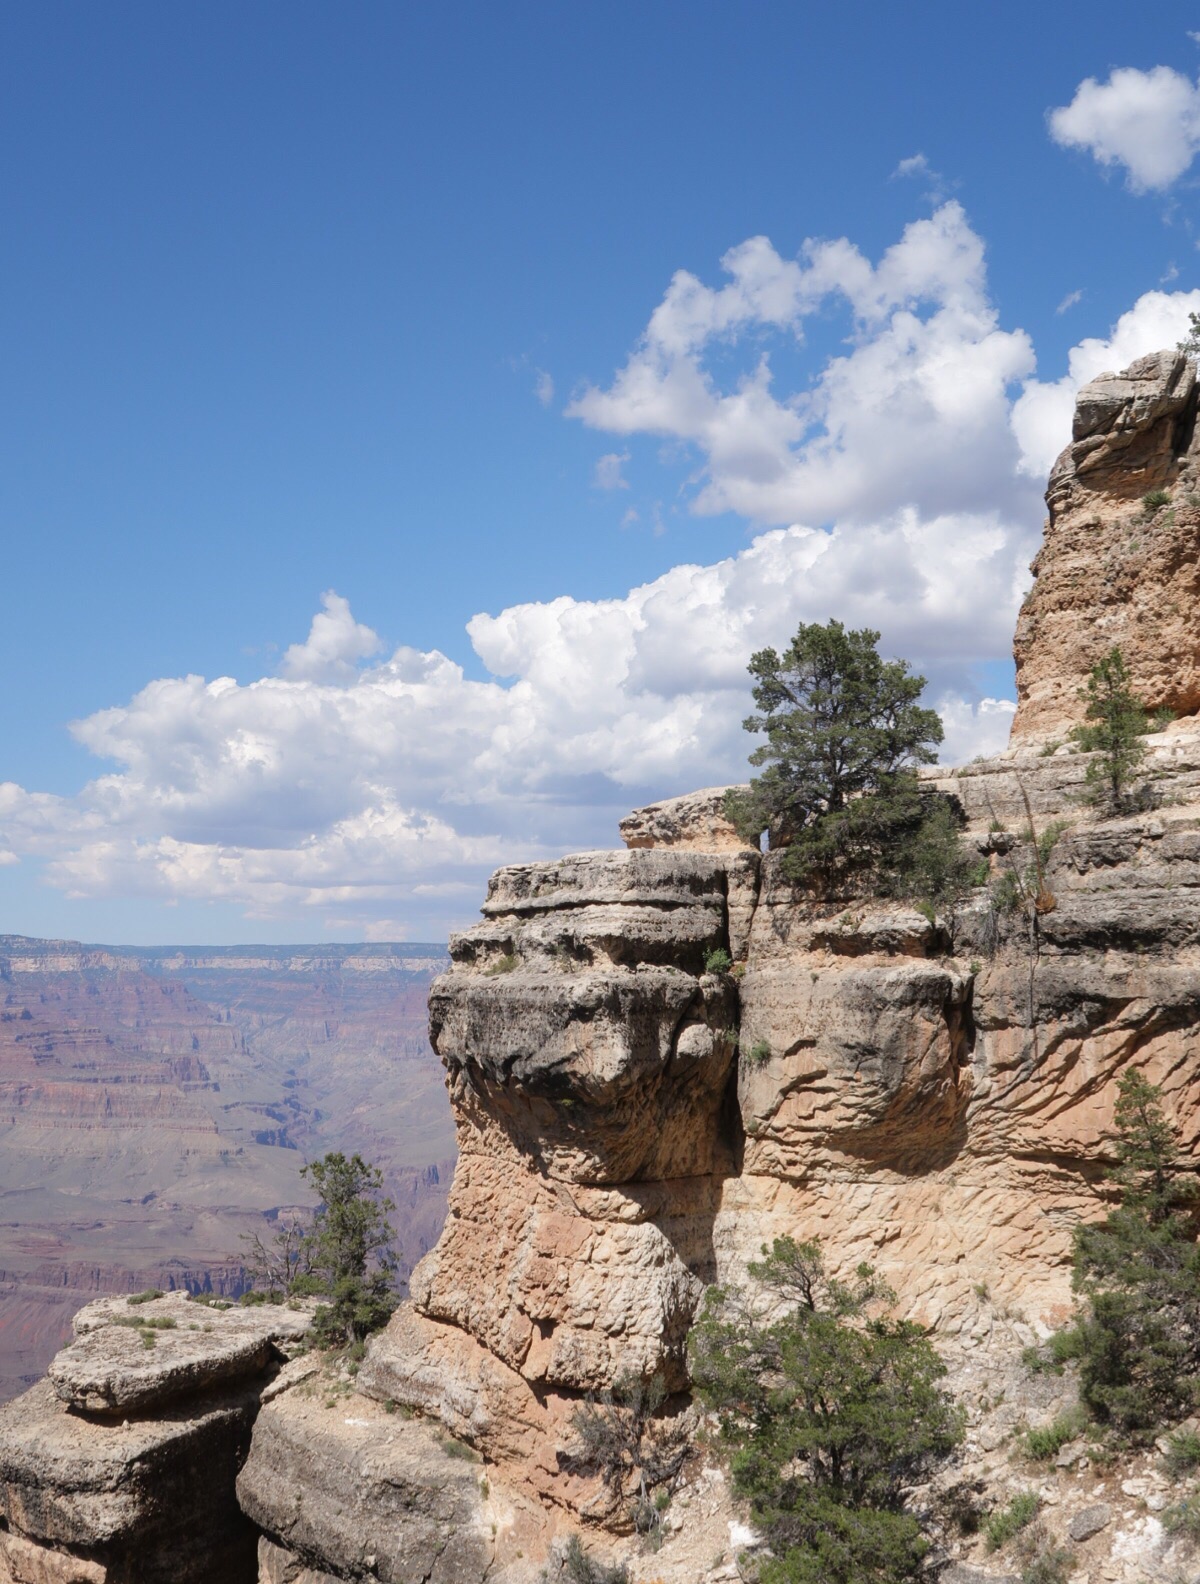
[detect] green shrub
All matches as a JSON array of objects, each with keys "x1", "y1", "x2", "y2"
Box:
[
  {"x1": 745, "y1": 1038, "x2": 771, "y2": 1066},
  {"x1": 704, "y1": 947, "x2": 733, "y2": 974},
  {"x1": 485, "y1": 954, "x2": 518, "y2": 975},
  {"x1": 557, "y1": 1536, "x2": 630, "y2": 1584},
  {"x1": 1143, "y1": 489, "x2": 1171, "y2": 512},
  {"x1": 1163, "y1": 1427, "x2": 1200, "y2": 1475},
  {"x1": 1023, "y1": 1324, "x2": 1085, "y2": 1376},
  {"x1": 1072, "y1": 1072, "x2": 1200, "y2": 1437},
  {"x1": 1165, "y1": 1494, "x2": 1200, "y2": 1539},
  {"x1": 1020, "y1": 1544, "x2": 1072, "y2": 1584},
  {"x1": 984, "y1": 1492, "x2": 1039, "y2": 1552},
  {"x1": 127, "y1": 1288, "x2": 165, "y2": 1305},
  {"x1": 690, "y1": 1236, "x2": 962, "y2": 1584},
  {"x1": 1022, "y1": 1406, "x2": 1085, "y2": 1461}
]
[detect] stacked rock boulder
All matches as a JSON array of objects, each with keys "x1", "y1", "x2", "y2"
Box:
[
  {"x1": 0, "y1": 1293, "x2": 312, "y2": 1582},
  {"x1": 1012, "y1": 347, "x2": 1200, "y2": 740}
]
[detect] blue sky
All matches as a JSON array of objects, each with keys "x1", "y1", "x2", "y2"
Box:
[{"x1": 3, "y1": 1, "x2": 1200, "y2": 943}]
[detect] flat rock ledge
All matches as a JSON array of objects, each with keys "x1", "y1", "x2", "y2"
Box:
[
  {"x1": 0, "y1": 1378, "x2": 260, "y2": 1583},
  {"x1": 237, "y1": 1389, "x2": 493, "y2": 1584},
  {"x1": 51, "y1": 1295, "x2": 314, "y2": 1414}
]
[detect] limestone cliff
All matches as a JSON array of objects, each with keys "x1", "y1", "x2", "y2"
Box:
[
  {"x1": 8, "y1": 354, "x2": 1200, "y2": 1584},
  {"x1": 1012, "y1": 349, "x2": 1200, "y2": 741}
]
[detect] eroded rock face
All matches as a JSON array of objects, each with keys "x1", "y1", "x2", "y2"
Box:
[
  {"x1": 0, "y1": 1380, "x2": 259, "y2": 1583},
  {"x1": 0, "y1": 1298, "x2": 313, "y2": 1582},
  {"x1": 50, "y1": 1295, "x2": 312, "y2": 1414},
  {"x1": 618, "y1": 786, "x2": 755, "y2": 853},
  {"x1": 236, "y1": 1392, "x2": 493, "y2": 1584},
  {"x1": 1012, "y1": 349, "x2": 1200, "y2": 741}
]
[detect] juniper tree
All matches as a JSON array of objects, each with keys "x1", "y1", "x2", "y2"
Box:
[
  {"x1": 292, "y1": 1151, "x2": 399, "y2": 1346},
  {"x1": 689, "y1": 1237, "x2": 963, "y2": 1584},
  {"x1": 1072, "y1": 1072, "x2": 1200, "y2": 1435},
  {"x1": 724, "y1": 620, "x2": 952, "y2": 895},
  {"x1": 1069, "y1": 647, "x2": 1163, "y2": 814}
]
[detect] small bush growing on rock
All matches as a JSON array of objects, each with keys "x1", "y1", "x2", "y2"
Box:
[
  {"x1": 745, "y1": 1038, "x2": 771, "y2": 1066},
  {"x1": 1018, "y1": 1540, "x2": 1072, "y2": 1584},
  {"x1": 564, "y1": 1372, "x2": 689, "y2": 1542},
  {"x1": 1071, "y1": 1072, "x2": 1200, "y2": 1437},
  {"x1": 704, "y1": 947, "x2": 733, "y2": 974},
  {"x1": 553, "y1": 1536, "x2": 631, "y2": 1584},
  {"x1": 689, "y1": 1236, "x2": 962, "y2": 1584},
  {"x1": 1023, "y1": 1323, "x2": 1084, "y2": 1375},
  {"x1": 984, "y1": 1491, "x2": 1039, "y2": 1552},
  {"x1": 1164, "y1": 1494, "x2": 1200, "y2": 1540},
  {"x1": 1022, "y1": 1405, "x2": 1086, "y2": 1461},
  {"x1": 127, "y1": 1289, "x2": 164, "y2": 1305},
  {"x1": 485, "y1": 953, "x2": 519, "y2": 975},
  {"x1": 1142, "y1": 488, "x2": 1171, "y2": 512},
  {"x1": 1163, "y1": 1427, "x2": 1200, "y2": 1475}
]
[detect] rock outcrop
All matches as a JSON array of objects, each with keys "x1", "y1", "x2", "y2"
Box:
[
  {"x1": 0, "y1": 1296, "x2": 313, "y2": 1581},
  {"x1": 10, "y1": 351, "x2": 1200, "y2": 1584},
  {"x1": 1012, "y1": 349, "x2": 1200, "y2": 740}
]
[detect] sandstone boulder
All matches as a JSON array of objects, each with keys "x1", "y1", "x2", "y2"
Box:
[
  {"x1": 50, "y1": 1295, "x2": 313, "y2": 1414},
  {"x1": 236, "y1": 1390, "x2": 492, "y2": 1584},
  {"x1": 0, "y1": 1380, "x2": 258, "y2": 1583},
  {"x1": 618, "y1": 787, "x2": 755, "y2": 853}
]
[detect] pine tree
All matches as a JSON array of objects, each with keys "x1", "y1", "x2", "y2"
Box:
[
  {"x1": 1072, "y1": 1072, "x2": 1200, "y2": 1435},
  {"x1": 293, "y1": 1151, "x2": 398, "y2": 1346},
  {"x1": 724, "y1": 621, "x2": 944, "y2": 890},
  {"x1": 1069, "y1": 647, "x2": 1161, "y2": 814},
  {"x1": 689, "y1": 1238, "x2": 962, "y2": 1584}
]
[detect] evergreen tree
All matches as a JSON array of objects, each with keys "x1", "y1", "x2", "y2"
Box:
[
  {"x1": 724, "y1": 621, "x2": 945, "y2": 891},
  {"x1": 293, "y1": 1151, "x2": 398, "y2": 1346},
  {"x1": 1069, "y1": 647, "x2": 1162, "y2": 814},
  {"x1": 689, "y1": 1237, "x2": 962, "y2": 1584},
  {"x1": 1072, "y1": 1072, "x2": 1200, "y2": 1436}
]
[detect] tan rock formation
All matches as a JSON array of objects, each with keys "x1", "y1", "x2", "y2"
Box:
[
  {"x1": 618, "y1": 786, "x2": 755, "y2": 853},
  {"x1": 1012, "y1": 349, "x2": 1200, "y2": 741},
  {"x1": 0, "y1": 1298, "x2": 314, "y2": 1582},
  {"x1": 236, "y1": 1392, "x2": 494, "y2": 1584}
]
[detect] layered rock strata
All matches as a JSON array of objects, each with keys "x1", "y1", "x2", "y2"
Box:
[
  {"x1": 0, "y1": 1296, "x2": 312, "y2": 1581},
  {"x1": 1012, "y1": 349, "x2": 1200, "y2": 740}
]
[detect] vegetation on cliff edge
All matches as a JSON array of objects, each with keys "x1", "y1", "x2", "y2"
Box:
[{"x1": 689, "y1": 1236, "x2": 962, "y2": 1584}]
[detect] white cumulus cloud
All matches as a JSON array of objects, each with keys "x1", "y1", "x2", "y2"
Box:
[
  {"x1": 568, "y1": 202, "x2": 1037, "y2": 527},
  {"x1": 1049, "y1": 65, "x2": 1200, "y2": 193},
  {"x1": 5, "y1": 202, "x2": 1189, "y2": 935},
  {"x1": 279, "y1": 590, "x2": 381, "y2": 682}
]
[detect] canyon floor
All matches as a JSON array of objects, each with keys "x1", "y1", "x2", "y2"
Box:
[{"x1": 0, "y1": 938, "x2": 454, "y2": 1400}]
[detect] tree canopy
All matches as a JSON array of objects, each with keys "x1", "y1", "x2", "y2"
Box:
[
  {"x1": 689, "y1": 1237, "x2": 962, "y2": 1584},
  {"x1": 724, "y1": 620, "x2": 947, "y2": 891},
  {"x1": 1071, "y1": 1072, "x2": 1200, "y2": 1436},
  {"x1": 1069, "y1": 646, "x2": 1163, "y2": 814}
]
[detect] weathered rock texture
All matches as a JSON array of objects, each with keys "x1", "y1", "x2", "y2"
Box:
[
  {"x1": 354, "y1": 713, "x2": 1200, "y2": 1540},
  {"x1": 237, "y1": 1392, "x2": 494, "y2": 1584},
  {"x1": 618, "y1": 786, "x2": 755, "y2": 853},
  {"x1": 1012, "y1": 349, "x2": 1200, "y2": 740},
  {"x1": 0, "y1": 1298, "x2": 312, "y2": 1581}
]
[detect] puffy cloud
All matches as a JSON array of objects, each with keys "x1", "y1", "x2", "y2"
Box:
[
  {"x1": 1049, "y1": 66, "x2": 1200, "y2": 193},
  {"x1": 279, "y1": 591, "x2": 381, "y2": 682},
  {"x1": 6, "y1": 203, "x2": 1187, "y2": 935},
  {"x1": 1010, "y1": 288, "x2": 1200, "y2": 480},
  {"x1": 2, "y1": 515, "x2": 1022, "y2": 933},
  {"x1": 593, "y1": 451, "x2": 630, "y2": 490},
  {"x1": 568, "y1": 202, "x2": 1038, "y2": 527}
]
